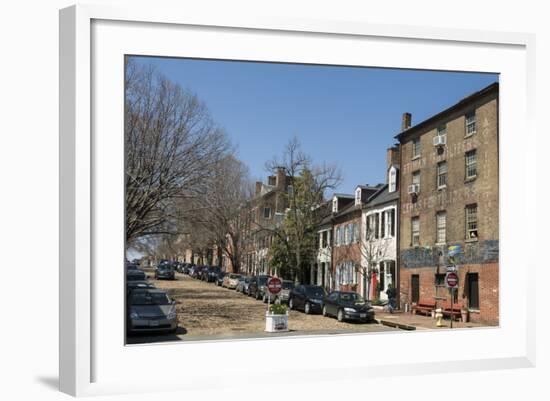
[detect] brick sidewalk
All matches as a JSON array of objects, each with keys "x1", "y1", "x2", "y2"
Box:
[{"x1": 374, "y1": 308, "x2": 492, "y2": 330}]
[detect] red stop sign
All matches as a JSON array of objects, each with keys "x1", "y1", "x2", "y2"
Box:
[
  {"x1": 446, "y1": 272, "x2": 459, "y2": 288},
  {"x1": 267, "y1": 277, "x2": 282, "y2": 295}
]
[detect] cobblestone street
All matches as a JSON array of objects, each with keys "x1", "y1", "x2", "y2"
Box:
[{"x1": 127, "y1": 272, "x2": 399, "y2": 344}]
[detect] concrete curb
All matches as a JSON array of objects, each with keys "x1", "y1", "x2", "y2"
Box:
[{"x1": 378, "y1": 319, "x2": 416, "y2": 331}]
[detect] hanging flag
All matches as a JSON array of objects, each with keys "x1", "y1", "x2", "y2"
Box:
[{"x1": 448, "y1": 244, "x2": 462, "y2": 257}]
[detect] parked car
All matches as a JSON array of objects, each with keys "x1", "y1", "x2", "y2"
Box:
[
  {"x1": 127, "y1": 288, "x2": 177, "y2": 334},
  {"x1": 181, "y1": 263, "x2": 191, "y2": 274},
  {"x1": 274, "y1": 280, "x2": 295, "y2": 304},
  {"x1": 322, "y1": 291, "x2": 375, "y2": 322},
  {"x1": 248, "y1": 275, "x2": 271, "y2": 300},
  {"x1": 127, "y1": 268, "x2": 147, "y2": 282},
  {"x1": 202, "y1": 266, "x2": 221, "y2": 282},
  {"x1": 126, "y1": 280, "x2": 155, "y2": 292},
  {"x1": 155, "y1": 265, "x2": 176, "y2": 280},
  {"x1": 235, "y1": 276, "x2": 250, "y2": 293},
  {"x1": 288, "y1": 285, "x2": 327, "y2": 314},
  {"x1": 190, "y1": 265, "x2": 205, "y2": 279},
  {"x1": 216, "y1": 272, "x2": 227, "y2": 286},
  {"x1": 222, "y1": 273, "x2": 242, "y2": 289}
]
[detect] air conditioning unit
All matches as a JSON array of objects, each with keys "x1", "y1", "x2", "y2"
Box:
[
  {"x1": 408, "y1": 184, "x2": 420, "y2": 195},
  {"x1": 433, "y1": 135, "x2": 447, "y2": 147}
]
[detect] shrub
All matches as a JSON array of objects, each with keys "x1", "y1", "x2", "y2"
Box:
[{"x1": 268, "y1": 303, "x2": 288, "y2": 315}]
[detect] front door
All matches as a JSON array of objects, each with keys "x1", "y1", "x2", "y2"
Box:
[{"x1": 411, "y1": 274, "x2": 420, "y2": 304}]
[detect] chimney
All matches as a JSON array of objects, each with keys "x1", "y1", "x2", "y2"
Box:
[
  {"x1": 387, "y1": 145, "x2": 400, "y2": 170},
  {"x1": 276, "y1": 167, "x2": 286, "y2": 189},
  {"x1": 401, "y1": 112, "x2": 412, "y2": 131},
  {"x1": 255, "y1": 181, "x2": 262, "y2": 195}
]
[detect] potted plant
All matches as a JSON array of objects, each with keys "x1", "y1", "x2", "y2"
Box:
[
  {"x1": 461, "y1": 305, "x2": 469, "y2": 323},
  {"x1": 265, "y1": 303, "x2": 289, "y2": 332}
]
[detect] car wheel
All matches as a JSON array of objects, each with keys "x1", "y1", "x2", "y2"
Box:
[
  {"x1": 305, "y1": 302, "x2": 311, "y2": 314},
  {"x1": 289, "y1": 298, "x2": 294, "y2": 310},
  {"x1": 322, "y1": 306, "x2": 328, "y2": 317},
  {"x1": 337, "y1": 309, "x2": 344, "y2": 322}
]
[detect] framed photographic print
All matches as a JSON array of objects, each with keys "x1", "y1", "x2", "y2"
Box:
[{"x1": 59, "y1": 4, "x2": 536, "y2": 397}]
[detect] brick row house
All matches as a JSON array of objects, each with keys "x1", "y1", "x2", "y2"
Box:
[{"x1": 396, "y1": 82, "x2": 499, "y2": 324}]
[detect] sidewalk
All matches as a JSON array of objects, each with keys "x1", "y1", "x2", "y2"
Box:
[{"x1": 373, "y1": 308, "x2": 491, "y2": 330}]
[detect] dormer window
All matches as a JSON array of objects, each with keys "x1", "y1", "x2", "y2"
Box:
[
  {"x1": 332, "y1": 197, "x2": 338, "y2": 213},
  {"x1": 355, "y1": 188, "x2": 362, "y2": 206},
  {"x1": 389, "y1": 166, "x2": 397, "y2": 193}
]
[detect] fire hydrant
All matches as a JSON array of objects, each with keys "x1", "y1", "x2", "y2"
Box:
[{"x1": 435, "y1": 308, "x2": 444, "y2": 327}]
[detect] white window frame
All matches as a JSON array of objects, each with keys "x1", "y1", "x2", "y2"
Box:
[
  {"x1": 465, "y1": 110, "x2": 477, "y2": 136},
  {"x1": 436, "y1": 211, "x2": 446, "y2": 244},
  {"x1": 411, "y1": 216, "x2": 420, "y2": 246},
  {"x1": 389, "y1": 167, "x2": 397, "y2": 192},
  {"x1": 412, "y1": 137, "x2": 421, "y2": 159},
  {"x1": 465, "y1": 149, "x2": 477, "y2": 179},
  {"x1": 437, "y1": 161, "x2": 448, "y2": 189},
  {"x1": 466, "y1": 204, "x2": 478, "y2": 240}
]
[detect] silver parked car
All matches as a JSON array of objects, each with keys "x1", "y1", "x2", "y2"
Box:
[
  {"x1": 222, "y1": 273, "x2": 242, "y2": 289},
  {"x1": 273, "y1": 280, "x2": 296, "y2": 304},
  {"x1": 235, "y1": 276, "x2": 250, "y2": 294},
  {"x1": 127, "y1": 289, "x2": 177, "y2": 334}
]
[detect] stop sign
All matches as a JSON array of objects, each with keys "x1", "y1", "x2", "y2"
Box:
[
  {"x1": 445, "y1": 272, "x2": 459, "y2": 288},
  {"x1": 267, "y1": 277, "x2": 282, "y2": 295}
]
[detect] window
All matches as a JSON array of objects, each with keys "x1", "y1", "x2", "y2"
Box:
[
  {"x1": 375, "y1": 213, "x2": 380, "y2": 239},
  {"x1": 437, "y1": 125, "x2": 447, "y2": 141},
  {"x1": 355, "y1": 188, "x2": 361, "y2": 205},
  {"x1": 321, "y1": 231, "x2": 328, "y2": 249},
  {"x1": 412, "y1": 138, "x2": 421, "y2": 158},
  {"x1": 353, "y1": 223, "x2": 360, "y2": 243},
  {"x1": 411, "y1": 216, "x2": 420, "y2": 246},
  {"x1": 465, "y1": 111, "x2": 476, "y2": 136},
  {"x1": 366, "y1": 215, "x2": 371, "y2": 238},
  {"x1": 263, "y1": 207, "x2": 271, "y2": 219},
  {"x1": 437, "y1": 161, "x2": 447, "y2": 189},
  {"x1": 465, "y1": 204, "x2": 478, "y2": 239},
  {"x1": 467, "y1": 273, "x2": 479, "y2": 309},
  {"x1": 389, "y1": 167, "x2": 397, "y2": 192},
  {"x1": 334, "y1": 227, "x2": 339, "y2": 246},
  {"x1": 412, "y1": 170, "x2": 421, "y2": 193},
  {"x1": 381, "y1": 212, "x2": 385, "y2": 238},
  {"x1": 436, "y1": 212, "x2": 446, "y2": 244},
  {"x1": 465, "y1": 150, "x2": 477, "y2": 180},
  {"x1": 390, "y1": 209, "x2": 396, "y2": 237}
]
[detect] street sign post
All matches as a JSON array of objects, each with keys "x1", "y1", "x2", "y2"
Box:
[
  {"x1": 266, "y1": 277, "x2": 282, "y2": 308},
  {"x1": 445, "y1": 272, "x2": 459, "y2": 328}
]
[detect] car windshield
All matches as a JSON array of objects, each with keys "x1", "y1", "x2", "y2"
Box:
[
  {"x1": 340, "y1": 293, "x2": 365, "y2": 303},
  {"x1": 305, "y1": 286, "x2": 326, "y2": 298},
  {"x1": 282, "y1": 281, "x2": 294, "y2": 289},
  {"x1": 229, "y1": 274, "x2": 241, "y2": 279},
  {"x1": 129, "y1": 292, "x2": 171, "y2": 305}
]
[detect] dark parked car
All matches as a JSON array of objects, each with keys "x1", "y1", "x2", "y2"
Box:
[
  {"x1": 322, "y1": 291, "x2": 375, "y2": 322},
  {"x1": 202, "y1": 266, "x2": 221, "y2": 282},
  {"x1": 274, "y1": 280, "x2": 295, "y2": 304},
  {"x1": 216, "y1": 272, "x2": 227, "y2": 286},
  {"x1": 190, "y1": 265, "x2": 205, "y2": 279},
  {"x1": 127, "y1": 268, "x2": 147, "y2": 282},
  {"x1": 288, "y1": 285, "x2": 327, "y2": 314},
  {"x1": 126, "y1": 280, "x2": 155, "y2": 292},
  {"x1": 248, "y1": 275, "x2": 271, "y2": 300},
  {"x1": 127, "y1": 289, "x2": 177, "y2": 334},
  {"x1": 155, "y1": 265, "x2": 175, "y2": 280}
]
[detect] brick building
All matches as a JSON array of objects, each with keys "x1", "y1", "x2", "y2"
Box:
[
  {"x1": 237, "y1": 167, "x2": 291, "y2": 275},
  {"x1": 396, "y1": 82, "x2": 499, "y2": 324},
  {"x1": 331, "y1": 186, "x2": 380, "y2": 294}
]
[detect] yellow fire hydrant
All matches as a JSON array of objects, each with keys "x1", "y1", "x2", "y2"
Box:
[{"x1": 435, "y1": 308, "x2": 444, "y2": 327}]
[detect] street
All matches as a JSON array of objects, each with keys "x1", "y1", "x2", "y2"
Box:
[{"x1": 127, "y1": 272, "x2": 399, "y2": 344}]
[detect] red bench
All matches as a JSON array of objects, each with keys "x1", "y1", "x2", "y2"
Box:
[
  {"x1": 441, "y1": 302, "x2": 461, "y2": 321},
  {"x1": 411, "y1": 300, "x2": 436, "y2": 316}
]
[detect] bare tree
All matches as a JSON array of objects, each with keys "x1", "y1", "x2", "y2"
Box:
[
  {"x1": 179, "y1": 155, "x2": 254, "y2": 271},
  {"x1": 266, "y1": 138, "x2": 343, "y2": 281},
  {"x1": 125, "y1": 58, "x2": 231, "y2": 243}
]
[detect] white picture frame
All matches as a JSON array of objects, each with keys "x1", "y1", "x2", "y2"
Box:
[{"x1": 59, "y1": 4, "x2": 536, "y2": 397}]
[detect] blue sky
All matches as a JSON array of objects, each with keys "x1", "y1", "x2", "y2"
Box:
[{"x1": 130, "y1": 56, "x2": 498, "y2": 194}]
